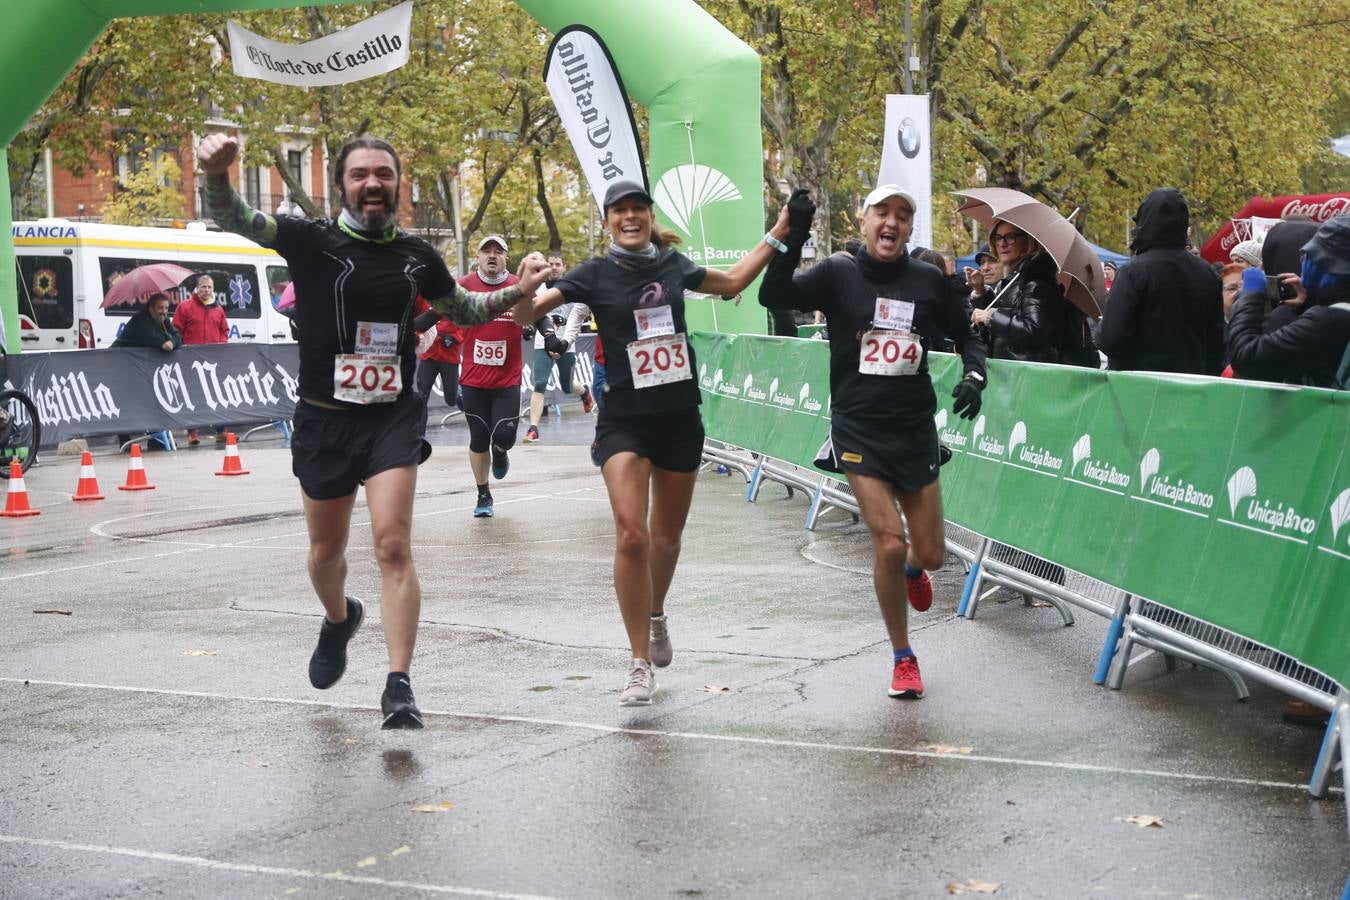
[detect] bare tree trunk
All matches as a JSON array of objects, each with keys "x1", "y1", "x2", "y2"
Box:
[{"x1": 532, "y1": 148, "x2": 561, "y2": 252}]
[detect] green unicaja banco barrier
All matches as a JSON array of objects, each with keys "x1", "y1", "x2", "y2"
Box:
[
  {"x1": 0, "y1": 0, "x2": 766, "y2": 352},
  {"x1": 691, "y1": 332, "x2": 1350, "y2": 690}
]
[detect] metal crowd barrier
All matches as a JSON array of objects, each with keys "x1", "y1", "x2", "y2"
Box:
[{"x1": 706, "y1": 437, "x2": 1348, "y2": 872}]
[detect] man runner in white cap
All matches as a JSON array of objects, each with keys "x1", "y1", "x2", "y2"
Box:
[{"x1": 759, "y1": 184, "x2": 988, "y2": 700}]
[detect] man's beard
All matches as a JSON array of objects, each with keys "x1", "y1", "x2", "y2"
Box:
[{"x1": 344, "y1": 187, "x2": 400, "y2": 231}]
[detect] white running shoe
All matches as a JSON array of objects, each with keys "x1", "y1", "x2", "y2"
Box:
[
  {"x1": 649, "y1": 614, "x2": 673, "y2": 668},
  {"x1": 619, "y1": 658, "x2": 656, "y2": 706}
]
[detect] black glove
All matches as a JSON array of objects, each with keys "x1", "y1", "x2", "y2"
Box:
[
  {"x1": 440, "y1": 334, "x2": 458, "y2": 350},
  {"x1": 543, "y1": 332, "x2": 568, "y2": 355},
  {"x1": 786, "y1": 188, "x2": 816, "y2": 249},
  {"x1": 550, "y1": 313, "x2": 566, "y2": 327},
  {"x1": 412, "y1": 309, "x2": 441, "y2": 332},
  {"x1": 951, "y1": 377, "x2": 983, "y2": 420},
  {"x1": 522, "y1": 326, "x2": 536, "y2": 342}
]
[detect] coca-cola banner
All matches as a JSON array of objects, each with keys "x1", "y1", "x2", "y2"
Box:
[
  {"x1": 1199, "y1": 193, "x2": 1350, "y2": 264},
  {"x1": 5, "y1": 344, "x2": 301, "y2": 448}
]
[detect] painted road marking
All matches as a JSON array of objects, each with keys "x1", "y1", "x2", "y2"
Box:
[
  {"x1": 0, "y1": 835, "x2": 562, "y2": 900},
  {"x1": 1, "y1": 677, "x2": 1332, "y2": 795}
]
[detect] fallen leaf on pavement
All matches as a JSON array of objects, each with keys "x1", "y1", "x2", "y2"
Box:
[
  {"x1": 412, "y1": 801, "x2": 453, "y2": 813},
  {"x1": 33, "y1": 609, "x2": 73, "y2": 616},
  {"x1": 1027, "y1": 598, "x2": 1054, "y2": 608},
  {"x1": 946, "y1": 878, "x2": 1001, "y2": 894},
  {"x1": 387, "y1": 845, "x2": 412, "y2": 858},
  {"x1": 699, "y1": 685, "x2": 733, "y2": 693},
  {"x1": 183, "y1": 649, "x2": 218, "y2": 657},
  {"x1": 356, "y1": 856, "x2": 377, "y2": 868},
  {"x1": 1118, "y1": 815, "x2": 1164, "y2": 828},
  {"x1": 923, "y1": 743, "x2": 975, "y2": 755}
]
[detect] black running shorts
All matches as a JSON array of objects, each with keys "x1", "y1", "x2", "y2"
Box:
[
  {"x1": 291, "y1": 392, "x2": 432, "y2": 500},
  {"x1": 593, "y1": 406, "x2": 705, "y2": 473},
  {"x1": 461, "y1": 384, "x2": 521, "y2": 454},
  {"x1": 817, "y1": 414, "x2": 941, "y2": 493}
]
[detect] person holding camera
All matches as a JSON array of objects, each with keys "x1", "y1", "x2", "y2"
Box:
[
  {"x1": 1095, "y1": 188, "x2": 1225, "y2": 375},
  {"x1": 1226, "y1": 216, "x2": 1350, "y2": 389}
]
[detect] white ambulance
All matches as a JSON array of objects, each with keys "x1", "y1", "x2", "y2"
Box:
[{"x1": 12, "y1": 220, "x2": 295, "y2": 351}]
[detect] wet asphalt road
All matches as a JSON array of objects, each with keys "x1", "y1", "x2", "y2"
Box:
[{"x1": 0, "y1": 406, "x2": 1345, "y2": 899}]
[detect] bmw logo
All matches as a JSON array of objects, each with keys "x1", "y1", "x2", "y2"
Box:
[{"x1": 898, "y1": 117, "x2": 921, "y2": 159}]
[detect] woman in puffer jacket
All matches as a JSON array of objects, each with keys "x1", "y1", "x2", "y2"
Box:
[{"x1": 969, "y1": 218, "x2": 1072, "y2": 362}]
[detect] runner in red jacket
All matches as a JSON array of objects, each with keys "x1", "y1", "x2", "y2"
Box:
[
  {"x1": 173, "y1": 274, "x2": 230, "y2": 443},
  {"x1": 457, "y1": 236, "x2": 523, "y2": 518}
]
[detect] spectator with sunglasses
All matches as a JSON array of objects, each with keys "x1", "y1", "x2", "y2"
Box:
[
  {"x1": 1095, "y1": 188, "x2": 1224, "y2": 374},
  {"x1": 969, "y1": 219, "x2": 1073, "y2": 362}
]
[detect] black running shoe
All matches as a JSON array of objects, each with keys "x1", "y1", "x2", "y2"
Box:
[
  {"x1": 308, "y1": 596, "x2": 364, "y2": 689},
  {"x1": 381, "y1": 673, "x2": 424, "y2": 730}
]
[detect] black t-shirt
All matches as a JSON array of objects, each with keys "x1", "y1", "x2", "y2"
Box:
[
  {"x1": 270, "y1": 218, "x2": 454, "y2": 406},
  {"x1": 761, "y1": 249, "x2": 987, "y2": 424},
  {"x1": 555, "y1": 250, "x2": 706, "y2": 417}
]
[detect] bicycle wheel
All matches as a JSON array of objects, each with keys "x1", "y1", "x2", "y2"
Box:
[{"x1": 0, "y1": 389, "x2": 40, "y2": 476}]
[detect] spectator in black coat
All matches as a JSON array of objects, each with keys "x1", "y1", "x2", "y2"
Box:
[
  {"x1": 1095, "y1": 188, "x2": 1225, "y2": 374},
  {"x1": 111, "y1": 292, "x2": 181, "y2": 352},
  {"x1": 969, "y1": 221, "x2": 1072, "y2": 363},
  {"x1": 1226, "y1": 215, "x2": 1350, "y2": 389}
]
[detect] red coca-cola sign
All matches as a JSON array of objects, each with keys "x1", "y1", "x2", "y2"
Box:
[
  {"x1": 1279, "y1": 196, "x2": 1350, "y2": 221},
  {"x1": 1200, "y1": 193, "x2": 1350, "y2": 264}
]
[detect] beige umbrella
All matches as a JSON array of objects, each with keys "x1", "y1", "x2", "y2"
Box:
[{"x1": 953, "y1": 187, "x2": 1107, "y2": 318}]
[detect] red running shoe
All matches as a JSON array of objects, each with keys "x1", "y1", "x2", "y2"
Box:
[
  {"x1": 581, "y1": 387, "x2": 595, "y2": 414},
  {"x1": 905, "y1": 569, "x2": 933, "y2": 612},
  {"x1": 888, "y1": 656, "x2": 924, "y2": 698}
]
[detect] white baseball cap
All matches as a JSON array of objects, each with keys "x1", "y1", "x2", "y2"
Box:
[
  {"x1": 863, "y1": 184, "x2": 917, "y2": 214},
  {"x1": 477, "y1": 234, "x2": 509, "y2": 252}
]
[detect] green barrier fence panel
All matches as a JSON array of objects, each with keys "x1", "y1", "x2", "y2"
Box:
[{"x1": 692, "y1": 332, "x2": 1350, "y2": 689}]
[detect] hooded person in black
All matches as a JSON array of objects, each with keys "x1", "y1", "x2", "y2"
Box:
[
  {"x1": 1095, "y1": 188, "x2": 1225, "y2": 374},
  {"x1": 1226, "y1": 215, "x2": 1350, "y2": 388}
]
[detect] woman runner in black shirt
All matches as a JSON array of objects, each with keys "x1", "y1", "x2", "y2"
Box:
[{"x1": 517, "y1": 180, "x2": 791, "y2": 705}]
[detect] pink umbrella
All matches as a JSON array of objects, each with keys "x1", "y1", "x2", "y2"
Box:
[
  {"x1": 276, "y1": 281, "x2": 295, "y2": 312},
  {"x1": 953, "y1": 187, "x2": 1107, "y2": 318},
  {"x1": 100, "y1": 262, "x2": 198, "y2": 308}
]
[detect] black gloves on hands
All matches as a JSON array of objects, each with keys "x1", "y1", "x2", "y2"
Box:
[
  {"x1": 522, "y1": 326, "x2": 536, "y2": 342},
  {"x1": 543, "y1": 332, "x2": 568, "y2": 356},
  {"x1": 951, "y1": 377, "x2": 983, "y2": 420},
  {"x1": 440, "y1": 334, "x2": 458, "y2": 350},
  {"x1": 786, "y1": 188, "x2": 816, "y2": 249}
]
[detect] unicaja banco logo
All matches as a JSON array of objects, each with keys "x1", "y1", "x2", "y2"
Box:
[
  {"x1": 744, "y1": 373, "x2": 767, "y2": 402},
  {"x1": 653, "y1": 165, "x2": 743, "y2": 239},
  {"x1": 1220, "y1": 464, "x2": 1317, "y2": 540},
  {"x1": 799, "y1": 382, "x2": 822, "y2": 413},
  {"x1": 1331, "y1": 489, "x2": 1350, "y2": 547},
  {"x1": 699, "y1": 363, "x2": 710, "y2": 388},
  {"x1": 768, "y1": 377, "x2": 797, "y2": 409},
  {"x1": 1069, "y1": 433, "x2": 1130, "y2": 490},
  {"x1": 1226, "y1": 466, "x2": 1257, "y2": 518},
  {"x1": 1004, "y1": 420, "x2": 1062, "y2": 473},
  {"x1": 1133, "y1": 447, "x2": 1214, "y2": 517}
]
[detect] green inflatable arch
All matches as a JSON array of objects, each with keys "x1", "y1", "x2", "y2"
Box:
[{"x1": 0, "y1": 0, "x2": 765, "y2": 352}]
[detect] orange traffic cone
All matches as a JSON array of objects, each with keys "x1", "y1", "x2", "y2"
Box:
[
  {"x1": 215, "y1": 432, "x2": 250, "y2": 476},
  {"x1": 72, "y1": 451, "x2": 106, "y2": 501},
  {"x1": 1, "y1": 460, "x2": 41, "y2": 517},
  {"x1": 118, "y1": 443, "x2": 156, "y2": 491}
]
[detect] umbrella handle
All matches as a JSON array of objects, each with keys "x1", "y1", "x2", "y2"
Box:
[{"x1": 988, "y1": 272, "x2": 1021, "y2": 309}]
